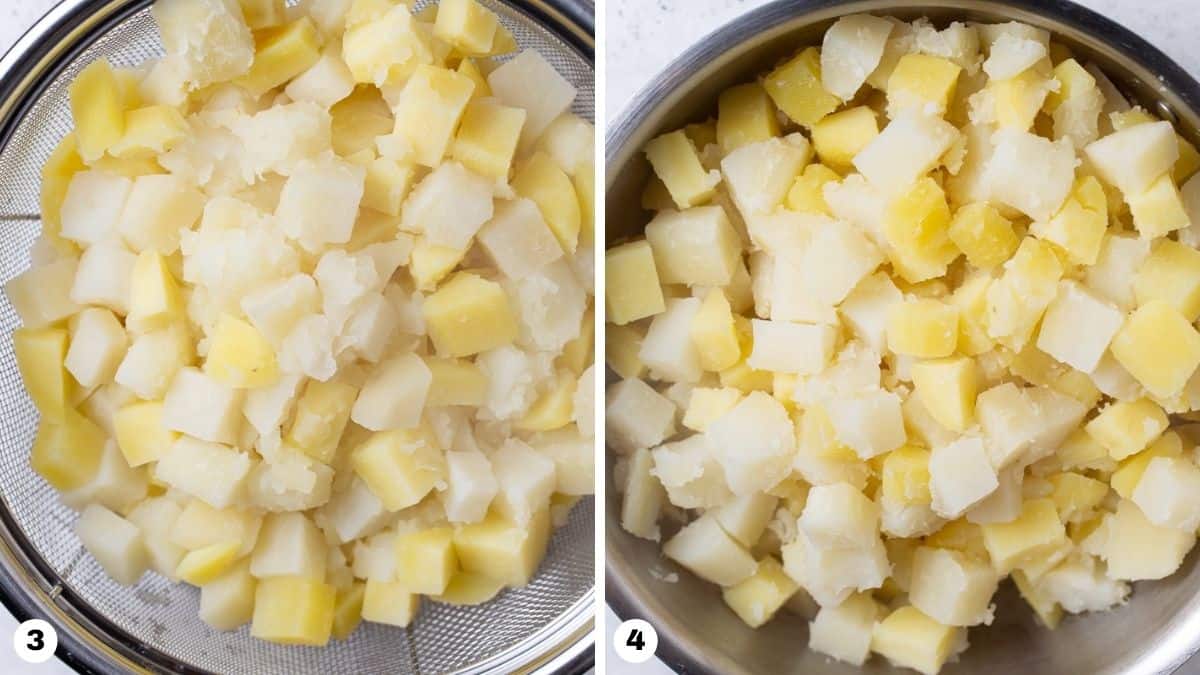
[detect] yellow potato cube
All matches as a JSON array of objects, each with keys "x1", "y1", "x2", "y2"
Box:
[
  {"x1": 287, "y1": 380, "x2": 356, "y2": 464},
  {"x1": 605, "y1": 240, "x2": 665, "y2": 326},
  {"x1": 1112, "y1": 431, "x2": 1183, "y2": 499},
  {"x1": 331, "y1": 86, "x2": 394, "y2": 157},
  {"x1": 453, "y1": 507, "x2": 551, "y2": 587},
  {"x1": 810, "y1": 106, "x2": 879, "y2": 171},
  {"x1": 128, "y1": 251, "x2": 183, "y2": 332},
  {"x1": 14, "y1": 327, "x2": 72, "y2": 423},
  {"x1": 884, "y1": 177, "x2": 958, "y2": 283},
  {"x1": 236, "y1": 18, "x2": 322, "y2": 97},
  {"x1": 343, "y1": 2, "x2": 432, "y2": 86},
  {"x1": 204, "y1": 315, "x2": 278, "y2": 389},
  {"x1": 422, "y1": 272, "x2": 518, "y2": 357},
  {"x1": 110, "y1": 105, "x2": 188, "y2": 160},
  {"x1": 1012, "y1": 568, "x2": 1063, "y2": 629},
  {"x1": 557, "y1": 307, "x2": 594, "y2": 376},
  {"x1": 1055, "y1": 428, "x2": 1115, "y2": 473},
  {"x1": 68, "y1": 59, "x2": 125, "y2": 162},
  {"x1": 644, "y1": 130, "x2": 719, "y2": 209},
  {"x1": 1031, "y1": 176, "x2": 1107, "y2": 266},
  {"x1": 911, "y1": 356, "x2": 976, "y2": 431},
  {"x1": 31, "y1": 409, "x2": 106, "y2": 491},
  {"x1": 361, "y1": 579, "x2": 420, "y2": 627},
  {"x1": 881, "y1": 445, "x2": 933, "y2": 505},
  {"x1": 785, "y1": 163, "x2": 840, "y2": 215},
  {"x1": 331, "y1": 583, "x2": 365, "y2": 640},
  {"x1": 992, "y1": 70, "x2": 1051, "y2": 131},
  {"x1": 887, "y1": 54, "x2": 962, "y2": 118},
  {"x1": 425, "y1": 358, "x2": 488, "y2": 407},
  {"x1": 238, "y1": 0, "x2": 285, "y2": 29},
  {"x1": 433, "y1": 0, "x2": 499, "y2": 55},
  {"x1": 887, "y1": 299, "x2": 959, "y2": 358},
  {"x1": 351, "y1": 426, "x2": 445, "y2": 511},
  {"x1": 512, "y1": 152, "x2": 581, "y2": 253},
  {"x1": 682, "y1": 387, "x2": 743, "y2": 432},
  {"x1": 763, "y1": 47, "x2": 840, "y2": 128},
  {"x1": 871, "y1": 606, "x2": 965, "y2": 675},
  {"x1": 1128, "y1": 173, "x2": 1190, "y2": 239},
  {"x1": 361, "y1": 157, "x2": 417, "y2": 216},
  {"x1": 716, "y1": 82, "x2": 781, "y2": 153},
  {"x1": 251, "y1": 576, "x2": 335, "y2": 646},
  {"x1": 40, "y1": 133, "x2": 85, "y2": 252},
  {"x1": 395, "y1": 526, "x2": 459, "y2": 594},
  {"x1": 1085, "y1": 398, "x2": 1168, "y2": 461},
  {"x1": 114, "y1": 401, "x2": 177, "y2": 467},
  {"x1": 607, "y1": 323, "x2": 646, "y2": 379},
  {"x1": 924, "y1": 519, "x2": 988, "y2": 561},
  {"x1": 1044, "y1": 58, "x2": 1094, "y2": 112},
  {"x1": 950, "y1": 273, "x2": 994, "y2": 356},
  {"x1": 721, "y1": 557, "x2": 797, "y2": 628},
  {"x1": 690, "y1": 289, "x2": 740, "y2": 372},
  {"x1": 980, "y1": 498, "x2": 1066, "y2": 572},
  {"x1": 516, "y1": 371, "x2": 577, "y2": 431},
  {"x1": 456, "y1": 58, "x2": 491, "y2": 98},
  {"x1": 432, "y1": 572, "x2": 506, "y2": 606},
  {"x1": 452, "y1": 99, "x2": 525, "y2": 179},
  {"x1": 392, "y1": 65, "x2": 475, "y2": 167},
  {"x1": 409, "y1": 240, "x2": 467, "y2": 291},
  {"x1": 948, "y1": 202, "x2": 1018, "y2": 269},
  {"x1": 1133, "y1": 240, "x2": 1200, "y2": 321},
  {"x1": 1047, "y1": 472, "x2": 1108, "y2": 523},
  {"x1": 719, "y1": 358, "x2": 774, "y2": 394},
  {"x1": 176, "y1": 540, "x2": 240, "y2": 586},
  {"x1": 1111, "y1": 300, "x2": 1200, "y2": 398}
]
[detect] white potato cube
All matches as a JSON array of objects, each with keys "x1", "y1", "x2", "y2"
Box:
[
  {"x1": 351, "y1": 353, "x2": 431, "y2": 431},
  {"x1": 243, "y1": 375, "x2": 303, "y2": 437},
  {"x1": 162, "y1": 368, "x2": 243, "y2": 444},
  {"x1": 821, "y1": 14, "x2": 894, "y2": 100},
  {"x1": 639, "y1": 298, "x2": 702, "y2": 383},
  {"x1": 706, "y1": 391, "x2": 795, "y2": 495},
  {"x1": 1084, "y1": 120, "x2": 1179, "y2": 194},
  {"x1": 1090, "y1": 352, "x2": 1143, "y2": 402},
  {"x1": 825, "y1": 389, "x2": 906, "y2": 459},
  {"x1": 478, "y1": 198, "x2": 563, "y2": 280},
  {"x1": 199, "y1": 560, "x2": 256, "y2": 630},
  {"x1": 491, "y1": 439, "x2": 556, "y2": 525},
  {"x1": 965, "y1": 465, "x2": 1024, "y2": 525},
  {"x1": 126, "y1": 497, "x2": 185, "y2": 578},
  {"x1": 152, "y1": 0, "x2": 254, "y2": 90},
  {"x1": 401, "y1": 161, "x2": 494, "y2": 251},
  {"x1": 651, "y1": 434, "x2": 733, "y2": 509},
  {"x1": 909, "y1": 546, "x2": 999, "y2": 626},
  {"x1": 154, "y1": 437, "x2": 252, "y2": 509},
  {"x1": 809, "y1": 593, "x2": 881, "y2": 666},
  {"x1": 713, "y1": 492, "x2": 778, "y2": 547},
  {"x1": 76, "y1": 504, "x2": 147, "y2": 585},
  {"x1": 5, "y1": 257, "x2": 82, "y2": 327},
  {"x1": 747, "y1": 319, "x2": 838, "y2": 375},
  {"x1": 799, "y1": 482, "x2": 880, "y2": 549},
  {"x1": 1036, "y1": 281, "x2": 1124, "y2": 373},
  {"x1": 721, "y1": 135, "x2": 811, "y2": 217},
  {"x1": 241, "y1": 274, "x2": 320, "y2": 347},
  {"x1": 231, "y1": 102, "x2": 334, "y2": 181},
  {"x1": 1038, "y1": 555, "x2": 1129, "y2": 614},
  {"x1": 504, "y1": 259, "x2": 587, "y2": 353},
  {"x1": 60, "y1": 170, "x2": 132, "y2": 245},
  {"x1": 531, "y1": 428, "x2": 593, "y2": 495},
  {"x1": 840, "y1": 272, "x2": 903, "y2": 353},
  {"x1": 1132, "y1": 457, "x2": 1200, "y2": 531},
  {"x1": 537, "y1": 113, "x2": 594, "y2": 175},
  {"x1": 823, "y1": 174, "x2": 888, "y2": 245},
  {"x1": 1085, "y1": 234, "x2": 1151, "y2": 311},
  {"x1": 982, "y1": 34, "x2": 1046, "y2": 79},
  {"x1": 114, "y1": 325, "x2": 192, "y2": 400},
  {"x1": 662, "y1": 514, "x2": 757, "y2": 587},
  {"x1": 774, "y1": 220, "x2": 882, "y2": 311},
  {"x1": 250, "y1": 512, "x2": 326, "y2": 580},
  {"x1": 246, "y1": 451, "x2": 334, "y2": 512},
  {"x1": 930, "y1": 436, "x2": 999, "y2": 518},
  {"x1": 487, "y1": 50, "x2": 576, "y2": 147},
  {"x1": 781, "y1": 532, "x2": 890, "y2": 606},
  {"x1": 983, "y1": 129, "x2": 1078, "y2": 221},
  {"x1": 276, "y1": 157, "x2": 365, "y2": 252},
  {"x1": 477, "y1": 345, "x2": 553, "y2": 421},
  {"x1": 853, "y1": 114, "x2": 959, "y2": 195},
  {"x1": 278, "y1": 314, "x2": 337, "y2": 381},
  {"x1": 441, "y1": 450, "x2": 499, "y2": 524},
  {"x1": 337, "y1": 293, "x2": 399, "y2": 363},
  {"x1": 70, "y1": 240, "x2": 136, "y2": 315},
  {"x1": 65, "y1": 308, "x2": 129, "y2": 388},
  {"x1": 118, "y1": 174, "x2": 205, "y2": 254},
  {"x1": 1101, "y1": 500, "x2": 1195, "y2": 581},
  {"x1": 284, "y1": 49, "x2": 355, "y2": 108},
  {"x1": 606, "y1": 378, "x2": 676, "y2": 452},
  {"x1": 319, "y1": 477, "x2": 391, "y2": 544},
  {"x1": 61, "y1": 440, "x2": 148, "y2": 513},
  {"x1": 644, "y1": 206, "x2": 741, "y2": 287}
]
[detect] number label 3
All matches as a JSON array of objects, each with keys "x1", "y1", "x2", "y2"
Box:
[
  {"x1": 13, "y1": 619, "x2": 57, "y2": 664},
  {"x1": 613, "y1": 619, "x2": 658, "y2": 664}
]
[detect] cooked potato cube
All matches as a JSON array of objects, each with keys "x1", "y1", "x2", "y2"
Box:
[
  {"x1": 887, "y1": 54, "x2": 962, "y2": 118},
  {"x1": 395, "y1": 527, "x2": 458, "y2": 595},
  {"x1": 1128, "y1": 173, "x2": 1190, "y2": 239},
  {"x1": 31, "y1": 410, "x2": 106, "y2": 491},
  {"x1": 644, "y1": 130, "x2": 720, "y2": 208},
  {"x1": 929, "y1": 436, "x2": 998, "y2": 519},
  {"x1": 68, "y1": 59, "x2": 126, "y2": 162},
  {"x1": 14, "y1": 327, "x2": 72, "y2": 423},
  {"x1": 799, "y1": 482, "x2": 880, "y2": 549},
  {"x1": 809, "y1": 592, "x2": 881, "y2": 666},
  {"x1": 76, "y1": 504, "x2": 147, "y2": 585},
  {"x1": 854, "y1": 114, "x2": 959, "y2": 196},
  {"x1": 251, "y1": 576, "x2": 335, "y2": 646},
  {"x1": 980, "y1": 498, "x2": 1066, "y2": 573},
  {"x1": 644, "y1": 206, "x2": 740, "y2": 287},
  {"x1": 663, "y1": 514, "x2": 757, "y2": 586},
  {"x1": 450, "y1": 99, "x2": 525, "y2": 179},
  {"x1": 763, "y1": 47, "x2": 840, "y2": 128},
  {"x1": 361, "y1": 579, "x2": 420, "y2": 627},
  {"x1": 199, "y1": 560, "x2": 255, "y2": 631},
  {"x1": 1085, "y1": 120, "x2": 1179, "y2": 194},
  {"x1": 352, "y1": 427, "x2": 445, "y2": 511},
  {"x1": 690, "y1": 290, "x2": 740, "y2": 373},
  {"x1": 433, "y1": 0, "x2": 498, "y2": 55},
  {"x1": 1036, "y1": 281, "x2": 1123, "y2": 373},
  {"x1": 722, "y1": 557, "x2": 797, "y2": 628},
  {"x1": 716, "y1": 82, "x2": 780, "y2": 153},
  {"x1": 1102, "y1": 500, "x2": 1195, "y2": 581},
  {"x1": 1134, "y1": 240, "x2": 1200, "y2": 321},
  {"x1": 911, "y1": 356, "x2": 976, "y2": 432},
  {"x1": 237, "y1": 17, "x2": 321, "y2": 96},
  {"x1": 909, "y1": 546, "x2": 998, "y2": 626},
  {"x1": 453, "y1": 507, "x2": 550, "y2": 587},
  {"x1": 948, "y1": 202, "x2": 1018, "y2": 269},
  {"x1": 887, "y1": 298, "x2": 958, "y2": 358},
  {"x1": 706, "y1": 391, "x2": 796, "y2": 495},
  {"x1": 155, "y1": 437, "x2": 252, "y2": 509},
  {"x1": 512, "y1": 151, "x2": 581, "y2": 253},
  {"x1": 871, "y1": 606, "x2": 966, "y2": 675},
  {"x1": 487, "y1": 50, "x2": 576, "y2": 148},
  {"x1": 820, "y1": 14, "x2": 893, "y2": 100},
  {"x1": 1111, "y1": 300, "x2": 1200, "y2": 398},
  {"x1": 422, "y1": 272, "x2": 517, "y2": 357},
  {"x1": 811, "y1": 106, "x2": 879, "y2": 170}
]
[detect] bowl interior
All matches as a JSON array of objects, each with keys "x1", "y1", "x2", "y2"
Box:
[{"x1": 605, "y1": 1, "x2": 1200, "y2": 674}]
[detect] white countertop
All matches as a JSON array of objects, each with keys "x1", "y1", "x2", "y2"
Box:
[{"x1": 605, "y1": 0, "x2": 1200, "y2": 673}]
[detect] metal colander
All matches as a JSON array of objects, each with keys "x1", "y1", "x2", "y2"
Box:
[{"x1": 0, "y1": 1, "x2": 594, "y2": 673}]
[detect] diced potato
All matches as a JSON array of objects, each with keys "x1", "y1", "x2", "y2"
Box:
[
  {"x1": 980, "y1": 498, "x2": 1066, "y2": 573},
  {"x1": 663, "y1": 514, "x2": 757, "y2": 586},
  {"x1": 453, "y1": 507, "x2": 550, "y2": 587},
  {"x1": 1085, "y1": 398, "x2": 1168, "y2": 461},
  {"x1": 31, "y1": 410, "x2": 106, "y2": 491},
  {"x1": 422, "y1": 272, "x2": 517, "y2": 357},
  {"x1": 763, "y1": 47, "x2": 840, "y2": 128},
  {"x1": 352, "y1": 426, "x2": 445, "y2": 511},
  {"x1": 886, "y1": 54, "x2": 962, "y2": 118},
  {"x1": 870, "y1": 606, "x2": 966, "y2": 675},
  {"x1": 14, "y1": 327, "x2": 72, "y2": 423},
  {"x1": 237, "y1": 17, "x2": 322, "y2": 96},
  {"x1": 644, "y1": 130, "x2": 720, "y2": 208},
  {"x1": 909, "y1": 546, "x2": 998, "y2": 626},
  {"x1": 716, "y1": 83, "x2": 780, "y2": 153},
  {"x1": 433, "y1": 0, "x2": 498, "y2": 55},
  {"x1": 1031, "y1": 176, "x2": 1107, "y2": 266},
  {"x1": 331, "y1": 582, "x2": 365, "y2": 639},
  {"x1": 1134, "y1": 240, "x2": 1200, "y2": 321},
  {"x1": 177, "y1": 540, "x2": 240, "y2": 586},
  {"x1": 351, "y1": 353, "x2": 430, "y2": 431},
  {"x1": 929, "y1": 436, "x2": 998, "y2": 519},
  {"x1": 1085, "y1": 120, "x2": 1179, "y2": 194},
  {"x1": 786, "y1": 163, "x2": 840, "y2": 215},
  {"x1": 40, "y1": 133, "x2": 86, "y2": 250},
  {"x1": 799, "y1": 482, "x2": 880, "y2": 549},
  {"x1": 452, "y1": 99, "x2": 525, "y2": 179},
  {"x1": 811, "y1": 106, "x2": 879, "y2": 170},
  {"x1": 487, "y1": 50, "x2": 576, "y2": 148},
  {"x1": 911, "y1": 356, "x2": 976, "y2": 432},
  {"x1": 1036, "y1": 281, "x2": 1123, "y2": 373},
  {"x1": 395, "y1": 527, "x2": 458, "y2": 594},
  {"x1": 251, "y1": 576, "x2": 335, "y2": 646},
  {"x1": 1111, "y1": 300, "x2": 1200, "y2": 398},
  {"x1": 114, "y1": 401, "x2": 177, "y2": 467},
  {"x1": 854, "y1": 114, "x2": 959, "y2": 196},
  {"x1": 948, "y1": 202, "x2": 1018, "y2": 269},
  {"x1": 200, "y1": 560, "x2": 256, "y2": 631},
  {"x1": 809, "y1": 592, "x2": 881, "y2": 666},
  {"x1": 820, "y1": 14, "x2": 894, "y2": 100},
  {"x1": 361, "y1": 579, "x2": 420, "y2": 627},
  {"x1": 1102, "y1": 500, "x2": 1195, "y2": 581},
  {"x1": 1128, "y1": 173, "x2": 1190, "y2": 239},
  {"x1": 512, "y1": 151, "x2": 580, "y2": 253},
  {"x1": 887, "y1": 298, "x2": 958, "y2": 358},
  {"x1": 155, "y1": 437, "x2": 252, "y2": 509},
  {"x1": 68, "y1": 59, "x2": 126, "y2": 162},
  {"x1": 76, "y1": 504, "x2": 147, "y2": 585},
  {"x1": 722, "y1": 557, "x2": 798, "y2": 628}
]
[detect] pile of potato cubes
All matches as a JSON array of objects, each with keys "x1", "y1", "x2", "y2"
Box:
[
  {"x1": 5, "y1": 0, "x2": 595, "y2": 647},
  {"x1": 607, "y1": 13, "x2": 1200, "y2": 675}
]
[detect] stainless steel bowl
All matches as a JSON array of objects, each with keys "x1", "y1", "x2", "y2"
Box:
[
  {"x1": 606, "y1": 1, "x2": 1200, "y2": 673},
  {"x1": 0, "y1": 1, "x2": 595, "y2": 673}
]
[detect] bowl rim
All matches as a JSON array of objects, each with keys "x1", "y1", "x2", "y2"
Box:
[
  {"x1": 0, "y1": 0, "x2": 596, "y2": 673},
  {"x1": 604, "y1": 1, "x2": 1200, "y2": 673}
]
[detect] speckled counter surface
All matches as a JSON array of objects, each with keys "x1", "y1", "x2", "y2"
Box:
[{"x1": 604, "y1": 0, "x2": 1200, "y2": 673}]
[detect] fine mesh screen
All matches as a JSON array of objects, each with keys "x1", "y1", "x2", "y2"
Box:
[{"x1": 0, "y1": 1, "x2": 594, "y2": 673}]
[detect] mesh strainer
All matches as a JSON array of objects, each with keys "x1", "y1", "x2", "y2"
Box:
[{"x1": 0, "y1": 1, "x2": 594, "y2": 672}]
